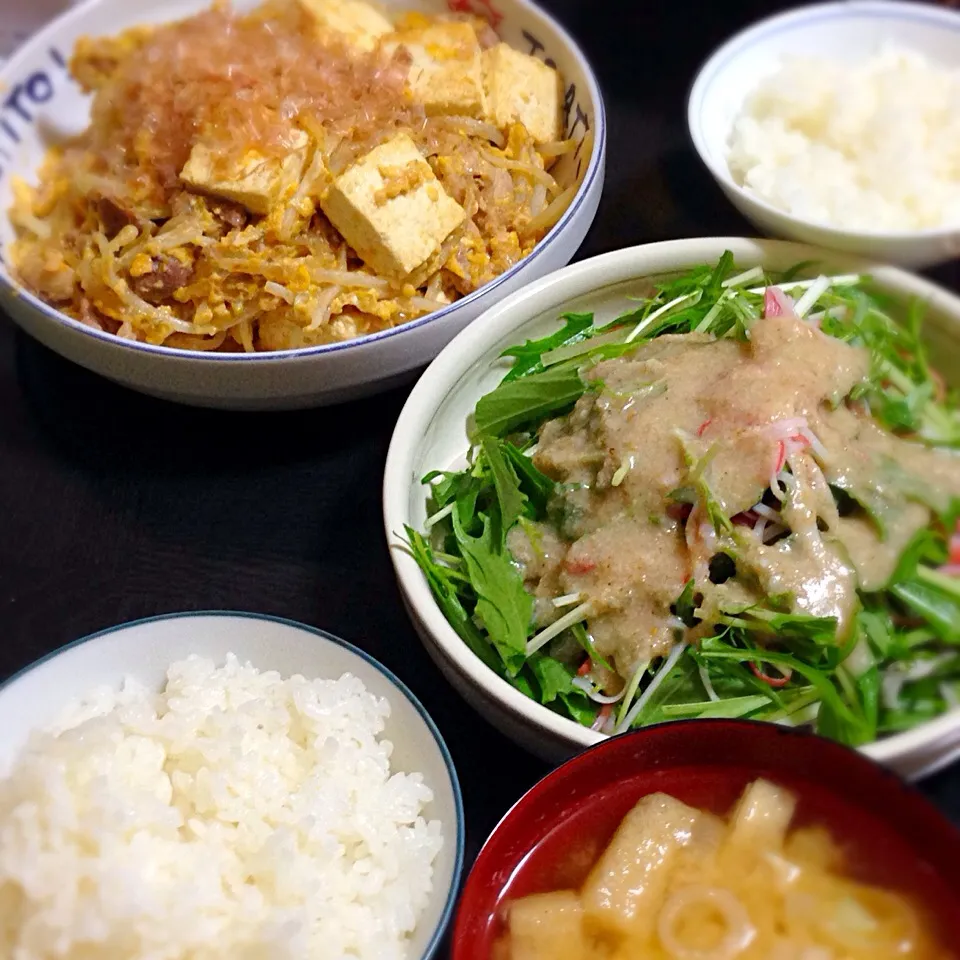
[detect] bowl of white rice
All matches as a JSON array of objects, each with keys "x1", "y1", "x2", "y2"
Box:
[
  {"x1": 0, "y1": 610, "x2": 464, "y2": 960},
  {"x1": 688, "y1": 1, "x2": 960, "y2": 268}
]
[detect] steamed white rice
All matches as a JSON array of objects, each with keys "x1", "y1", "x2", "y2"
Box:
[
  {"x1": 728, "y1": 45, "x2": 960, "y2": 231},
  {"x1": 0, "y1": 654, "x2": 443, "y2": 960}
]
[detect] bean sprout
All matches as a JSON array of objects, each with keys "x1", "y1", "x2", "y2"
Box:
[{"x1": 571, "y1": 677, "x2": 625, "y2": 704}]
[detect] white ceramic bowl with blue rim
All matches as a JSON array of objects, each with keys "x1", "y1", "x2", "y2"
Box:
[
  {"x1": 0, "y1": 610, "x2": 465, "y2": 959},
  {"x1": 0, "y1": 0, "x2": 605, "y2": 409},
  {"x1": 383, "y1": 236, "x2": 960, "y2": 781},
  {"x1": 688, "y1": 1, "x2": 960, "y2": 269}
]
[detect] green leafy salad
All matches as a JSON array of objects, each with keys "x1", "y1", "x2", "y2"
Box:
[{"x1": 405, "y1": 254, "x2": 960, "y2": 745}]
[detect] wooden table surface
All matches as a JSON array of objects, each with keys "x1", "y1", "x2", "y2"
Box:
[{"x1": 1, "y1": 0, "x2": 958, "y2": 920}]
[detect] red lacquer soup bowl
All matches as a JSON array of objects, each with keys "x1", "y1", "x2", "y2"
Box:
[{"x1": 452, "y1": 720, "x2": 960, "y2": 959}]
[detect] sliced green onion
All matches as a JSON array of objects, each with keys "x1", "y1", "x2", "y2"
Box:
[{"x1": 611, "y1": 456, "x2": 634, "y2": 487}]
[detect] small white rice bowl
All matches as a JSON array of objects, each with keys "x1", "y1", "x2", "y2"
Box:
[
  {"x1": 728, "y1": 45, "x2": 960, "y2": 232},
  {"x1": 688, "y1": 1, "x2": 960, "y2": 267},
  {"x1": 0, "y1": 617, "x2": 458, "y2": 960}
]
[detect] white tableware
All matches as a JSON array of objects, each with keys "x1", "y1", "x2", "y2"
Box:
[
  {"x1": 0, "y1": 0, "x2": 604, "y2": 409},
  {"x1": 688, "y1": 1, "x2": 960, "y2": 269},
  {"x1": 383, "y1": 235, "x2": 960, "y2": 779},
  {"x1": 0, "y1": 610, "x2": 464, "y2": 958}
]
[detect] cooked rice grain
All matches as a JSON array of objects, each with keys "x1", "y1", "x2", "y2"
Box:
[{"x1": 0, "y1": 654, "x2": 443, "y2": 960}]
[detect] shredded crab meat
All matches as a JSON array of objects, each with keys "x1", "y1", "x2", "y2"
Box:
[
  {"x1": 762, "y1": 417, "x2": 829, "y2": 498},
  {"x1": 763, "y1": 285, "x2": 796, "y2": 319},
  {"x1": 940, "y1": 520, "x2": 960, "y2": 575}
]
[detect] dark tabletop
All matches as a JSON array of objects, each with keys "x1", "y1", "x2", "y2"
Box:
[{"x1": 1, "y1": 0, "x2": 959, "y2": 924}]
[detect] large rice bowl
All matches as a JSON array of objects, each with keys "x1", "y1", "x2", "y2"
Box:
[{"x1": 0, "y1": 654, "x2": 443, "y2": 959}]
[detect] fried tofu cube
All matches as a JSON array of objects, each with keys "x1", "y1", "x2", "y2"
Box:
[
  {"x1": 180, "y1": 131, "x2": 310, "y2": 216},
  {"x1": 482, "y1": 42, "x2": 563, "y2": 143},
  {"x1": 582, "y1": 793, "x2": 709, "y2": 939},
  {"x1": 507, "y1": 891, "x2": 589, "y2": 960},
  {"x1": 725, "y1": 778, "x2": 797, "y2": 853},
  {"x1": 298, "y1": 0, "x2": 394, "y2": 52},
  {"x1": 320, "y1": 133, "x2": 465, "y2": 280},
  {"x1": 382, "y1": 22, "x2": 486, "y2": 118}
]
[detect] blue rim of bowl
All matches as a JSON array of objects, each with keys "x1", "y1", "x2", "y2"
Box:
[
  {"x1": 0, "y1": 609, "x2": 466, "y2": 960},
  {"x1": 0, "y1": 0, "x2": 607, "y2": 365},
  {"x1": 687, "y1": 0, "x2": 960, "y2": 241}
]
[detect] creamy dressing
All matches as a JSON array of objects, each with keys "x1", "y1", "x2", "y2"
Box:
[
  {"x1": 510, "y1": 314, "x2": 960, "y2": 679},
  {"x1": 815, "y1": 405, "x2": 960, "y2": 589},
  {"x1": 731, "y1": 461, "x2": 859, "y2": 638}
]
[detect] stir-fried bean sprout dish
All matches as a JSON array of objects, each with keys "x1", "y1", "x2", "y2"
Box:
[
  {"x1": 10, "y1": 0, "x2": 574, "y2": 351},
  {"x1": 407, "y1": 254, "x2": 960, "y2": 745}
]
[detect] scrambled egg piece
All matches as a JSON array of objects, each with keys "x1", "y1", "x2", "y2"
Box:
[
  {"x1": 381, "y1": 22, "x2": 486, "y2": 118},
  {"x1": 320, "y1": 133, "x2": 465, "y2": 281},
  {"x1": 297, "y1": 0, "x2": 394, "y2": 52},
  {"x1": 482, "y1": 43, "x2": 563, "y2": 144},
  {"x1": 69, "y1": 26, "x2": 155, "y2": 92},
  {"x1": 180, "y1": 130, "x2": 311, "y2": 215}
]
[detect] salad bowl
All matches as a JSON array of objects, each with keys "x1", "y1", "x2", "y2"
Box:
[{"x1": 384, "y1": 236, "x2": 960, "y2": 779}]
